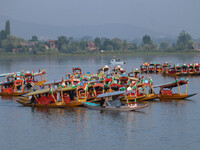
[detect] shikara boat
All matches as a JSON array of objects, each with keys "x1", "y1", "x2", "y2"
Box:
[
  {"x1": 188, "y1": 64, "x2": 196, "y2": 75},
  {"x1": 148, "y1": 62, "x2": 155, "y2": 73},
  {"x1": 154, "y1": 79, "x2": 197, "y2": 99},
  {"x1": 0, "y1": 79, "x2": 30, "y2": 96},
  {"x1": 181, "y1": 64, "x2": 189, "y2": 76},
  {"x1": 155, "y1": 62, "x2": 162, "y2": 73},
  {"x1": 194, "y1": 63, "x2": 200, "y2": 75},
  {"x1": 140, "y1": 62, "x2": 149, "y2": 73},
  {"x1": 82, "y1": 91, "x2": 148, "y2": 111},
  {"x1": 16, "y1": 86, "x2": 81, "y2": 107}
]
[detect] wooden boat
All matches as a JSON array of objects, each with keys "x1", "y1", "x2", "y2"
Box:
[
  {"x1": 194, "y1": 63, "x2": 200, "y2": 75},
  {"x1": 154, "y1": 79, "x2": 197, "y2": 99},
  {"x1": 82, "y1": 91, "x2": 148, "y2": 111},
  {"x1": 161, "y1": 62, "x2": 171, "y2": 74},
  {"x1": 140, "y1": 62, "x2": 149, "y2": 73},
  {"x1": 188, "y1": 64, "x2": 196, "y2": 75},
  {"x1": 16, "y1": 87, "x2": 67, "y2": 107},
  {"x1": 162, "y1": 67, "x2": 176, "y2": 76},
  {"x1": 148, "y1": 62, "x2": 155, "y2": 73},
  {"x1": 0, "y1": 79, "x2": 30, "y2": 96},
  {"x1": 175, "y1": 65, "x2": 183, "y2": 76},
  {"x1": 16, "y1": 85, "x2": 82, "y2": 107},
  {"x1": 155, "y1": 62, "x2": 162, "y2": 73},
  {"x1": 181, "y1": 64, "x2": 189, "y2": 76}
]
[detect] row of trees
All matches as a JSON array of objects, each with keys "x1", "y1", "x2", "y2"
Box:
[
  {"x1": 0, "y1": 20, "x2": 198, "y2": 54},
  {"x1": 56, "y1": 30, "x2": 195, "y2": 53}
]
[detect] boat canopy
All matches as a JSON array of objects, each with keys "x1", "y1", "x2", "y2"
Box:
[
  {"x1": 0, "y1": 81, "x2": 14, "y2": 85},
  {"x1": 27, "y1": 88, "x2": 52, "y2": 96},
  {"x1": 154, "y1": 80, "x2": 187, "y2": 89},
  {"x1": 97, "y1": 91, "x2": 125, "y2": 98},
  {"x1": 43, "y1": 80, "x2": 62, "y2": 85}
]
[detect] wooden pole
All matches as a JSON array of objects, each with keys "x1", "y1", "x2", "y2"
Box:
[
  {"x1": 185, "y1": 83, "x2": 188, "y2": 94},
  {"x1": 178, "y1": 84, "x2": 181, "y2": 95}
]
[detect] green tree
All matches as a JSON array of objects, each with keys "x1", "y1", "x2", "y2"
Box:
[
  {"x1": 57, "y1": 36, "x2": 69, "y2": 51},
  {"x1": 5, "y1": 20, "x2": 10, "y2": 36},
  {"x1": 0, "y1": 30, "x2": 7, "y2": 41},
  {"x1": 112, "y1": 38, "x2": 122, "y2": 50},
  {"x1": 160, "y1": 41, "x2": 169, "y2": 50},
  {"x1": 177, "y1": 30, "x2": 192, "y2": 50},
  {"x1": 122, "y1": 40, "x2": 128, "y2": 50},
  {"x1": 128, "y1": 42, "x2": 137, "y2": 50},
  {"x1": 1, "y1": 35, "x2": 23, "y2": 52},
  {"x1": 101, "y1": 38, "x2": 113, "y2": 50},
  {"x1": 142, "y1": 35, "x2": 151, "y2": 45},
  {"x1": 141, "y1": 35, "x2": 156, "y2": 51},
  {"x1": 79, "y1": 41, "x2": 88, "y2": 50},
  {"x1": 30, "y1": 35, "x2": 38, "y2": 42},
  {"x1": 94, "y1": 37, "x2": 101, "y2": 49}
]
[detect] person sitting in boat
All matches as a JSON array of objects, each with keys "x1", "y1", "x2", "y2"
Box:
[
  {"x1": 100, "y1": 98, "x2": 105, "y2": 107},
  {"x1": 31, "y1": 96, "x2": 36, "y2": 104}
]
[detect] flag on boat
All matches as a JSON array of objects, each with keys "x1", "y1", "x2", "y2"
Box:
[
  {"x1": 83, "y1": 83, "x2": 88, "y2": 91},
  {"x1": 49, "y1": 84, "x2": 53, "y2": 94}
]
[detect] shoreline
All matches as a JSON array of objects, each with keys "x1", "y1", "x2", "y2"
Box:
[{"x1": 0, "y1": 51, "x2": 200, "y2": 57}]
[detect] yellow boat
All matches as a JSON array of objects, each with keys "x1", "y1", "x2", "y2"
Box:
[
  {"x1": 16, "y1": 87, "x2": 67, "y2": 108},
  {"x1": 154, "y1": 79, "x2": 197, "y2": 99},
  {"x1": 0, "y1": 79, "x2": 30, "y2": 96}
]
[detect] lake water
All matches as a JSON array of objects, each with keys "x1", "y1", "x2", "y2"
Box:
[{"x1": 0, "y1": 54, "x2": 200, "y2": 150}]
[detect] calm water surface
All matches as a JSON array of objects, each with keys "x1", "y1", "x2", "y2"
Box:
[{"x1": 0, "y1": 54, "x2": 200, "y2": 150}]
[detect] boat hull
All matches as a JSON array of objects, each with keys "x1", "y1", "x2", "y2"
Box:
[
  {"x1": 139, "y1": 94, "x2": 158, "y2": 101},
  {"x1": 82, "y1": 102, "x2": 148, "y2": 111},
  {"x1": 16, "y1": 98, "x2": 67, "y2": 108},
  {"x1": 0, "y1": 91, "x2": 30, "y2": 96},
  {"x1": 157, "y1": 93, "x2": 197, "y2": 99}
]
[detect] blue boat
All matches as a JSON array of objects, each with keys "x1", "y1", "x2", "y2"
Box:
[{"x1": 82, "y1": 91, "x2": 148, "y2": 111}]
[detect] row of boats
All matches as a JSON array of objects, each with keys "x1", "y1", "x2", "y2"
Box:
[
  {"x1": 0, "y1": 65, "x2": 197, "y2": 111},
  {"x1": 140, "y1": 62, "x2": 200, "y2": 76}
]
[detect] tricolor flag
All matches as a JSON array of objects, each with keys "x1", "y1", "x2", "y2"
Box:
[
  {"x1": 32, "y1": 70, "x2": 34, "y2": 76},
  {"x1": 49, "y1": 84, "x2": 53, "y2": 94},
  {"x1": 71, "y1": 75, "x2": 75, "y2": 86},
  {"x1": 83, "y1": 83, "x2": 88, "y2": 91}
]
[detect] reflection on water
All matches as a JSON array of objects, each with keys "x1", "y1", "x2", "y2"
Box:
[{"x1": 0, "y1": 55, "x2": 200, "y2": 150}]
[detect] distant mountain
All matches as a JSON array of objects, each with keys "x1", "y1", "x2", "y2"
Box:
[{"x1": 0, "y1": 16, "x2": 175, "y2": 41}]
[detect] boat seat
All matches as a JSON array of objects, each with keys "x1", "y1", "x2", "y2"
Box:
[
  {"x1": 161, "y1": 90, "x2": 173, "y2": 96},
  {"x1": 63, "y1": 93, "x2": 71, "y2": 103},
  {"x1": 48, "y1": 95, "x2": 55, "y2": 103},
  {"x1": 37, "y1": 96, "x2": 50, "y2": 105}
]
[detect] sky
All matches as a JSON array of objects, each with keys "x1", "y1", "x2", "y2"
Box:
[{"x1": 0, "y1": 0, "x2": 200, "y2": 38}]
